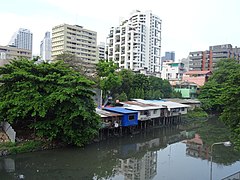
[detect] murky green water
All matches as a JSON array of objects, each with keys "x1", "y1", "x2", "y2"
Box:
[{"x1": 0, "y1": 118, "x2": 240, "y2": 180}]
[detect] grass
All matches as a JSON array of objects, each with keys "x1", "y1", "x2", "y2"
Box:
[{"x1": 0, "y1": 140, "x2": 44, "y2": 155}]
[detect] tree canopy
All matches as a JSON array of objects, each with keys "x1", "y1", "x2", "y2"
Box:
[
  {"x1": 96, "y1": 60, "x2": 175, "y2": 103},
  {"x1": 55, "y1": 52, "x2": 88, "y2": 76},
  {"x1": 199, "y1": 58, "x2": 240, "y2": 149},
  {"x1": 0, "y1": 58, "x2": 100, "y2": 146}
]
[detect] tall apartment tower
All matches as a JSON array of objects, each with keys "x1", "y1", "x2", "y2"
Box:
[
  {"x1": 40, "y1": 31, "x2": 52, "y2": 62},
  {"x1": 107, "y1": 10, "x2": 162, "y2": 72},
  {"x1": 51, "y1": 24, "x2": 98, "y2": 73},
  {"x1": 9, "y1": 28, "x2": 33, "y2": 51},
  {"x1": 189, "y1": 44, "x2": 240, "y2": 71},
  {"x1": 98, "y1": 42, "x2": 106, "y2": 60}
]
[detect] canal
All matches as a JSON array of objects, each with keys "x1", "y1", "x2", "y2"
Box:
[{"x1": 0, "y1": 117, "x2": 240, "y2": 180}]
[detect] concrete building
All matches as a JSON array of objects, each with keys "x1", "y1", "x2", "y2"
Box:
[
  {"x1": 0, "y1": 45, "x2": 32, "y2": 66},
  {"x1": 161, "y1": 60, "x2": 184, "y2": 80},
  {"x1": 117, "y1": 151, "x2": 157, "y2": 180},
  {"x1": 161, "y1": 51, "x2": 175, "y2": 62},
  {"x1": 97, "y1": 42, "x2": 106, "y2": 60},
  {"x1": 107, "y1": 10, "x2": 162, "y2": 73},
  {"x1": 40, "y1": 31, "x2": 52, "y2": 62},
  {"x1": 51, "y1": 24, "x2": 98, "y2": 73},
  {"x1": 189, "y1": 44, "x2": 240, "y2": 71},
  {"x1": 173, "y1": 81, "x2": 198, "y2": 99},
  {"x1": 179, "y1": 57, "x2": 190, "y2": 72},
  {"x1": 9, "y1": 28, "x2": 33, "y2": 51},
  {"x1": 182, "y1": 70, "x2": 212, "y2": 87}
]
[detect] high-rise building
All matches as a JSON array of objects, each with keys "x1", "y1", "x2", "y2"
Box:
[
  {"x1": 189, "y1": 44, "x2": 240, "y2": 71},
  {"x1": 40, "y1": 32, "x2": 52, "y2": 62},
  {"x1": 106, "y1": 10, "x2": 162, "y2": 73},
  {"x1": 51, "y1": 24, "x2": 98, "y2": 73},
  {"x1": 0, "y1": 45, "x2": 32, "y2": 66},
  {"x1": 9, "y1": 28, "x2": 33, "y2": 51},
  {"x1": 162, "y1": 51, "x2": 175, "y2": 61},
  {"x1": 97, "y1": 42, "x2": 106, "y2": 60}
]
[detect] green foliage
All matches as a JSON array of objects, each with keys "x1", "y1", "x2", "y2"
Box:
[
  {"x1": 96, "y1": 60, "x2": 175, "y2": 104},
  {"x1": 185, "y1": 107, "x2": 208, "y2": 119},
  {"x1": 198, "y1": 58, "x2": 240, "y2": 149},
  {"x1": 0, "y1": 141, "x2": 43, "y2": 154},
  {"x1": 171, "y1": 90, "x2": 182, "y2": 98},
  {"x1": 115, "y1": 92, "x2": 128, "y2": 102},
  {"x1": 96, "y1": 60, "x2": 118, "y2": 77},
  {"x1": 100, "y1": 73, "x2": 122, "y2": 92},
  {"x1": 0, "y1": 58, "x2": 100, "y2": 146},
  {"x1": 118, "y1": 69, "x2": 134, "y2": 95},
  {"x1": 132, "y1": 74, "x2": 150, "y2": 92}
]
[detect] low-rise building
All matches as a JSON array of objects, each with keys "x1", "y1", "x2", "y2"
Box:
[
  {"x1": 173, "y1": 81, "x2": 198, "y2": 99},
  {"x1": 104, "y1": 107, "x2": 138, "y2": 127},
  {"x1": 120, "y1": 101, "x2": 162, "y2": 121},
  {"x1": 161, "y1": 60, "x2": 184, "y2": 80},
  {"x1": 182, "y1": 70, "x2": 212, "y2": 87},
  {"x1": 0, "y1": 45, "x2": 32, "y2": 66}
]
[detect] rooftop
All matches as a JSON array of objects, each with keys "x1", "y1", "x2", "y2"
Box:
[
  {"x1": 96, "y1": 108, "x2": 122, "y2": 118},
  {"x1": 104, "y1": 107, "x2": 138, "y2": 114},
  {"x1": 184, "y1": 71, "x2": 212, "y2": 75}
]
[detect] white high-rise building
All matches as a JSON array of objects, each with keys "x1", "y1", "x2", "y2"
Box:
[
  {"x1": 107, "y1": 10, "x2": 162, "y2": 72},
  {"x1": 40, "y1": 32, "x2": 52, "y2": 62},
  {"x1": 9, "y1": 28, "x2": 33, "y2": 51}
]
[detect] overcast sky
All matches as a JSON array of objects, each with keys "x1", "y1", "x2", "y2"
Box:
[{"x1": 0, "y1": 0, "x2": 240, "y2": 60}]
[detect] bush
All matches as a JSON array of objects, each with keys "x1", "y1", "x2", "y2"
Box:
[{"x1": 186, "y1": 107, "x2": 208, "y2": 119}]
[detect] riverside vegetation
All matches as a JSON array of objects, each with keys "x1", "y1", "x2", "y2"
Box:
[{"x1": 0, "y1": 55, "x2": 181, "y2": 155}]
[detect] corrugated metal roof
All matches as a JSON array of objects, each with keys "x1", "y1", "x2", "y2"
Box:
[
  {"x1": 96, "y1": 108, "x2": 122, "y2": 117},
  {"x1": 120, "y1": 101, "x2": 162, "y2": 110},
  {"x1": 163, "y1": 98, "x2": 201, "y2": 104},
  {"x1": 124, "y1": 104, "x2": 160, "y2": 111},
  {"x1": 134, "y1": 99, "x2": 190, "y2": 109},
  {"x1": 184, "y1": 70, "x2": 211, "y2": 75},
  {"x1": 104, "y1": 107, "x2": 138, "y2": 114}
]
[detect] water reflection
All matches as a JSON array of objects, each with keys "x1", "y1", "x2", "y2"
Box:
[
  {"x1": 184, "y1": 134, "x2": 210, "y2": 160},
  {"x1": 0, "y1": 158, "x2": 15, "y2": 173},
  {"x1": 0, "y1": 122, "x2": 240, "y2": 180}
]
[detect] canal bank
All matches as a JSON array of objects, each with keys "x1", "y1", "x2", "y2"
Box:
[{"x1": 0, "y1": 107, "x2": 207, "y2": 157}]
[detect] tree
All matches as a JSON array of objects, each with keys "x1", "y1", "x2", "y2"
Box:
[
  {"x1": 55, "y1": 52, "x2": 88, "y2": 76},
  {"x1": 115, "y1": 92, "x2": 128, "y2": 102},
  {"x1": 161, "y1": 80, "x2": 173, "y2": 98},
  {"x1": 118, "y1": 69, "x2": 134, "y2": 96},
  {"x1": 0, "y1": 58, "x2": 100, "y2": 146},
  {"x1": 132, "y1": 74, "x2": 150, "y2": 92},
  {"x1": 96, "y1": 60, "x2": 118, "y2": 77},
  {"x1": 199, "y1": 58, "x2": 240, "y2": 149},
  {"x1": 96, "y1": 60, "x2": 122, "y2": 104}
]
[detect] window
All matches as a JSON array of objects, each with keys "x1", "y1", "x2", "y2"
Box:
[
  {"x1": 128, "y1": 114, "x2": 135, "y2": 121},
  {"x1": 153, "y1": 110, "x2": 158, "y2": 114}
]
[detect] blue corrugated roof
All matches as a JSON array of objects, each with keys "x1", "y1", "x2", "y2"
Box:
[{"x1": 104, "y1": 107, "x2": 138, "y2": 114}]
